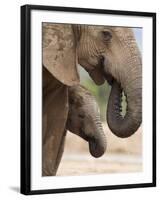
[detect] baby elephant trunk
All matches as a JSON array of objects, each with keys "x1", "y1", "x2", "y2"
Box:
[
  {"x1": 83, "y1": 95, "x2": 107, "y2": 158},
  {"x1": 88, "y1": 121, "x2": 107, "y2": 158}
]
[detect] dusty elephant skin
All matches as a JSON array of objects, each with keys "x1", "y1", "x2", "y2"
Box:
[
  {"x1": 66, "y1": 85, "x2": 107, "y2": 158},
  {"x1": 43, "y1": 68, "x2": 68, "y2": 176},
  {"x1": 43, "y1": 23, "x2": 142, "y2": 176}
]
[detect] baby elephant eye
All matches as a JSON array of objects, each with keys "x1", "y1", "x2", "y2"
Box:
[
  {"x1": 78, "y1": 114, "x2": 84, "y2": 119},
  {"x1": 102, "y1": 30, "x2": 112, "y2": 41}
]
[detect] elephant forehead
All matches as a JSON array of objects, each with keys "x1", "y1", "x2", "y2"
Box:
[
  {"x1": 111, "y1": 27, "x2": 135, "y2": 39},
  {"x1": 86, "y1": 25, "x2": 134, "y2": 38},
  {"x1": 86, "y1": 25, "x2": 115, "y2": 32},
  {"x1": 84, "y1": 25, "x2": 105, "y2": 35}
]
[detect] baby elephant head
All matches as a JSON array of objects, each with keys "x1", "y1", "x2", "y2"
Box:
[{"x1": 66, "y1": 85, "x2": 107, "y2": 158}]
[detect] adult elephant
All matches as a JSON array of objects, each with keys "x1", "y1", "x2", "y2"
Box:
[{"x1": 43, "y1": 23, "x2": 142, "y2": 176}]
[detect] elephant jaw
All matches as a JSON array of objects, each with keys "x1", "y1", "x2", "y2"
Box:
[
  {"x1": 88, "y1": 69, "x2": 105, "y2": 85},
  {"x1": 80, "y1": 61, "x2": 105, "y2": 85}
]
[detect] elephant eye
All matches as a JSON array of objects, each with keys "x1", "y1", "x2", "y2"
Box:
[
  {"x1": 78, "y1": 114, "x2": 84, "y2": 119},
  {"x1": 102, "y1": 30, "x2": 112, "y2": 42}
]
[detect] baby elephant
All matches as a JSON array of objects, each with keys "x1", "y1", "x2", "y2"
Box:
[{"x1": 67, "y1": 85, "x2": 107, "y2": 158}]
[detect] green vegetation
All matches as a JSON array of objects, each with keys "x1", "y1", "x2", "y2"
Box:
[{"x1": 80, "y1": 67, "x2": 110, "y2": 121}]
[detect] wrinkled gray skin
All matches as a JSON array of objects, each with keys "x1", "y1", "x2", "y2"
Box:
[
  {"x1": 43, "y1": 24, "x2": 142, "y2": 176},
  {"x1": 66, "y1": 85, "x2": 106, "y2": 158}
]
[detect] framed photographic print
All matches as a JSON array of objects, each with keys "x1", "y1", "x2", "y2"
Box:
[{"x1": 21, "y1": 4, "x2": 156, "y2": 195}]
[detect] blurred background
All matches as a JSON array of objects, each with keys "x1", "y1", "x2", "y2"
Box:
[{"x1": 57, "y1": 28, "x2": 142, "y2": 176}]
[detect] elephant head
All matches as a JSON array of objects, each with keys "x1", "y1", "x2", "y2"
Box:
[
  {"x1": 76, "y1": 26, "x2": 142, "y2": 138},
  {"x1": 66, "y1": 85, "x2": 106, "y2": 158},
  {"x1": 43, "y1": 23, "x2": 142, "y2": 138}
]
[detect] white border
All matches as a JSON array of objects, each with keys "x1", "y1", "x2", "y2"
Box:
[{"x1": 31, "y1": 10, "x2": 153, "y2": 190}]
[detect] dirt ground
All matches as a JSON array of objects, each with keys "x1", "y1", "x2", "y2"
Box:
[{"x1": 57, "y1": 124, "x2": 142, "y2": 176}]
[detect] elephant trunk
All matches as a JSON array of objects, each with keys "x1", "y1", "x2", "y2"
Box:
[
  {"x1": 84, "y1": 96, "x2": 107, "y2": 158},
  {"x1": 89, "y1": 117, "x2": 107, "y2": 158},
  {"x1": 105, "y1": 56, "x2": 142, "y2": 138}
]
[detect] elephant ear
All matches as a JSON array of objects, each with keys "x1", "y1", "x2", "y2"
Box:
[{"x1": 42, "y1": 23, "x2": 80, "y2": 86}]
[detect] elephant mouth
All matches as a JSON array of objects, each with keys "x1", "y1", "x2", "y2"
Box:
[
  {"x1": 88, "y1": 69, "x2": 105, "y2": 85},
  {"x1": 104, "y1": 71, "x2": 114, "y2": 86},
  {"x1": 79, "y1": 128, "x2": 91, "y2": 141},
  {"x1": 86, "y1": 58, "x2": 106, "y2": 85},
  {"x1": 88, "y1": 57, "x2": 114, "y2": 86}
]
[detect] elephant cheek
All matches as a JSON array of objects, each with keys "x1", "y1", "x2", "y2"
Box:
[{"x1": 89, "y1": 140, "x2": 105, "y2": 158}]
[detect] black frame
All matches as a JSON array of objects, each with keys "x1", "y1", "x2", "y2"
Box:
[{"x1": 21, "y1": 4, "x2": 156, "y2": 195}]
